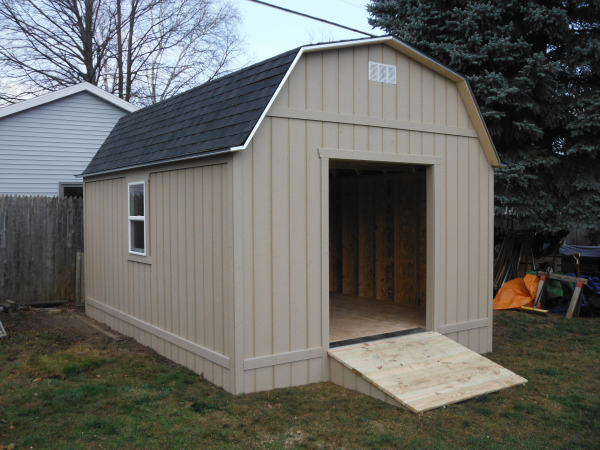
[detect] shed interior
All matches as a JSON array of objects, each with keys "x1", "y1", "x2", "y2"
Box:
[{"x1": 329, "y1": 160, "x2": 427, "y2": 344}]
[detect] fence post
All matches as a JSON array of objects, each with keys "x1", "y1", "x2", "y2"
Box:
[
  {"x1": 81, "y1": 252, "x2": 85, "y2": 306},
  {"x1": 75, "y1": 252, "x2": 82, "y2": 306}
]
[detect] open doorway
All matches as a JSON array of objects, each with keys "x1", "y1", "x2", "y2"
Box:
[{"x1": 329, "y1": 160, "x2": 427, "y2": 346}]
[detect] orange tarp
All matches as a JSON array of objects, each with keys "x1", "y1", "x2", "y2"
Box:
[{"x1": 493, "y1": 274, "x2": 540, "y2": 310}]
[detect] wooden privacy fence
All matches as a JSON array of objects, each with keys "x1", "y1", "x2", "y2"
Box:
[{"x1": 0, "y1": 195, "x2": 84, "y2": 304}]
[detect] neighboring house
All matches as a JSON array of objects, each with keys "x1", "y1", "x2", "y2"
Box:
[
  {"x1": 0, "y1": 83, "x2": 137, "y2": 197},
  {"x1": 81, "y1": 36, "x2": 526, "y2": 412}
]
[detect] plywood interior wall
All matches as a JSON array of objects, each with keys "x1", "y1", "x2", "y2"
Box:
[{"x1": 329, "y1": 170, "x2": 426, "y2": 308}]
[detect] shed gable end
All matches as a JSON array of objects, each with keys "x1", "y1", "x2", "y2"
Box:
[{"x1": 261, "y1": 41, "x2": 498, "y2": 167}]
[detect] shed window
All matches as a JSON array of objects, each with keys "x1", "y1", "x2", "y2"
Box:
[{"x1": 129, "y1": 182, "x2": 146, "y2": 255}]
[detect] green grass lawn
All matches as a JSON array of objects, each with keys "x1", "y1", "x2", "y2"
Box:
[{"x1": 1, "y1": 310, "x2": 599, "y2": 449}]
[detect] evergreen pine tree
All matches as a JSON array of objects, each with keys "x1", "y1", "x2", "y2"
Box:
[{"x1": 368, "y1": 0, "x2": 600, "y2": 235}]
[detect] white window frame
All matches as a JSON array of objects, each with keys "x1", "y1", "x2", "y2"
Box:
[
  {"x1": 58, "y1": 182, "x2": 83, "y2": 198},
  {"x1": 128, "y1": 181, "x2": 147, "y2": 256}
]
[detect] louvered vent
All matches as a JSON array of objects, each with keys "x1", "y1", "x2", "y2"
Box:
[{"x1": 368, "y1": 61, "x2": 397, "y2": 84}]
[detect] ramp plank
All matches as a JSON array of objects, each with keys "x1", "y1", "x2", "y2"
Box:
[{"x1": 328, "y1": 331, "x2": 526, "y2": 413}]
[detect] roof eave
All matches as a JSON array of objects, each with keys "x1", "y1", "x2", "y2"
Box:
[
  {"x1": 80, "y1": 147, "x2": 234, "y2": 178},
  {"x1": 0, "y1": 82, "x2": 138, "y2": 120}
]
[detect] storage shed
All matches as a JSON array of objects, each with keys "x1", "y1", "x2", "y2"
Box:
[{"x1": 82, "y1": 36, "x2": 526, "y2": 412}]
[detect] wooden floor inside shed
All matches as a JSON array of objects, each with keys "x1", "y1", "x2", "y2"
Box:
[{"x1": 329, "y1": 293, "x2": 426, "y2": 343}]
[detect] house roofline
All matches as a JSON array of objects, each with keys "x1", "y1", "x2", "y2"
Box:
[{"x1": 0, "y1": 82, "x2": 138, "y2": 120}]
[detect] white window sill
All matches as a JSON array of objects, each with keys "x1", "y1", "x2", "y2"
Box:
[{"x1": 128, "y1": 253, "x2": 152, "y2": 265}]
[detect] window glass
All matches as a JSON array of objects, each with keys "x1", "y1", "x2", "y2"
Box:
[
  {"x1": 130, "y1": 184, "x2": 144, "y2": 216},
  {"x1": 129, "y1": 182, "x2": 145, "y2": 255},
  {"x1": 130, "y1": 220, "x2": 145, "y2": 253},
  {"x1": 62, "y1": 186, "x2": 83, "y2": 198}
]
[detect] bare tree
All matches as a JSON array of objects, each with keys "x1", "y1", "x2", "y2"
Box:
[
  {"x1": 0, "y1": 0, "x2": 244, "y2": 106},
  {"x1": 0, "y1": 0, "x2": 116, "y2": 104},
  {"x1": 140, "y1": 0, "x2": 243, "y2": 104}
]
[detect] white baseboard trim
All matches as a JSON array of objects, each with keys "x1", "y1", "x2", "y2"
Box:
[
  {"x1": 244, "y1": 347, "x2": 324, "y2": 371},
  {"x1": 86, "y1": 297, "x2": 230, "y2": 369},
  {"x1": 438, "y1": 318, "x2": 489, "y2": 335}
]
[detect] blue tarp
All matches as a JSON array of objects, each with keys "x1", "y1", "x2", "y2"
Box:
[
  {"x1": 549, "y1": 273, "x2": 600, "y2": 314},
  {"x1": 559, "y1": 244, "x2": 600, "y2": 258}
]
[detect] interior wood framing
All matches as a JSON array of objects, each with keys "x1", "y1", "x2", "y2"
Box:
[{"x1": 329, "y1": 165, "x2": 427, "y2": 308}]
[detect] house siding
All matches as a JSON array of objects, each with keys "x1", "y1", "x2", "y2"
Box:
[
  {"x1": 237, "y1": 45, "x2": 494, "y2": 394},
  {"x1": 0, "y1": 91, "x2": 128, "y2": 196},
  {"x1": 84, "y1": 156, "x2": 235, "y2": 392}
]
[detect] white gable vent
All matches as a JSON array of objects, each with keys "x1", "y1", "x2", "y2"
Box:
[{"x1": 368, "y1": 61, "x2": 397, "y2": 85}]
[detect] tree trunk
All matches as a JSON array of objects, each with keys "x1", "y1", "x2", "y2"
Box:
[
  {"x1": 117, "y1": 0, "x2": 124, "y2": 98},
  {"x1": 83, "y1": 0, "x2": 96, "y2": 84},
  {"x1": 125, "y1": 0, "x2": 137, "y2": 102}
]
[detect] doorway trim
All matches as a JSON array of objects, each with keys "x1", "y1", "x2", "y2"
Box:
[{"x1": 318, "y1": 148, "x2": 444, "y2": 381}]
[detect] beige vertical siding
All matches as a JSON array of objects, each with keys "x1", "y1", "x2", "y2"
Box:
[
  {"x1": 238, "y1": 44, "x2": 494, "y2": 393},
  {"x1": 237, "y1": 118, "x2": 325, "y2": 394},
  {"x1": 84, "y1": 42, "x2": 495, "y2": 399},
  {"x1": 84, "y1": 158, "x2": 234, "y2": 392}
]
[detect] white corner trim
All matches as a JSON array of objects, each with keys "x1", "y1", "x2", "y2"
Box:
[
  {"x1": 86, "y1": 297, "x2": 230, "y2": 369},
  {"x1": 0, "y1": 82, "x2": 138, "y2": 120},
  {"x1": 243, "y1": 347, "x2": 324, "y2": 371},
  {"x1": 318, "y1": 148, "x2": 442, "y2": 166},
  {"x1": 438, "y1": 318, "x2": 489, "y2": 335}
]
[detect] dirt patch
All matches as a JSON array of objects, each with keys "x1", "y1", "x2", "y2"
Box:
[
  {"x1": 3, "y1": 307, "x2": 112, "y2": 344},
  {"x1": 0, "y1": 307, "x2": 159, "y2": 360}
]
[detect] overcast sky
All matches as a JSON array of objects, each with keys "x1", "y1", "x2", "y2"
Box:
[{"x1": 233, "y1": 0, "x2": 382, "y2": 64}]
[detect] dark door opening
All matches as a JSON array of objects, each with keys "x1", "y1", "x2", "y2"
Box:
[{"x1": 328, "y1": 160, "x2": 427, "y2": 344}]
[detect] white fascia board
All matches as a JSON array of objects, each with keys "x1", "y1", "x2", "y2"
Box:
[
  {"x1": 79, "y1": 147, "x2": 232, "y2": 178},
  {"x1": 228, "y1": 49, "x2": 305, "y2": 153},
  {"x1": 231, "y1": 36, "x2": 501, "y2": 168},
  {"x1": 0, "y1": 82, "x2": 138, "y2": 120}
]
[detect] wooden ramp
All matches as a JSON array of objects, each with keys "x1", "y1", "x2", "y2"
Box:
[{"x1": 328, "y1": 331, "x2": 527, "y2": 413}]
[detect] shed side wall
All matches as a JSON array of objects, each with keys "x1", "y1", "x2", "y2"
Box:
[{"x1": 84, "y1": 158, "x2": 234, "y2": 392}]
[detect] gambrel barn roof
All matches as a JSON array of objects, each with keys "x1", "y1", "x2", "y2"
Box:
[{"x1": 83, "y1": 36, "x2": 501, "y2": 177}]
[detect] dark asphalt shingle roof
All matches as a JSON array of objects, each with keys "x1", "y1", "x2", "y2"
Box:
[{"x1": 82, "y1": 48, "x2": 299, "y2": 175}]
